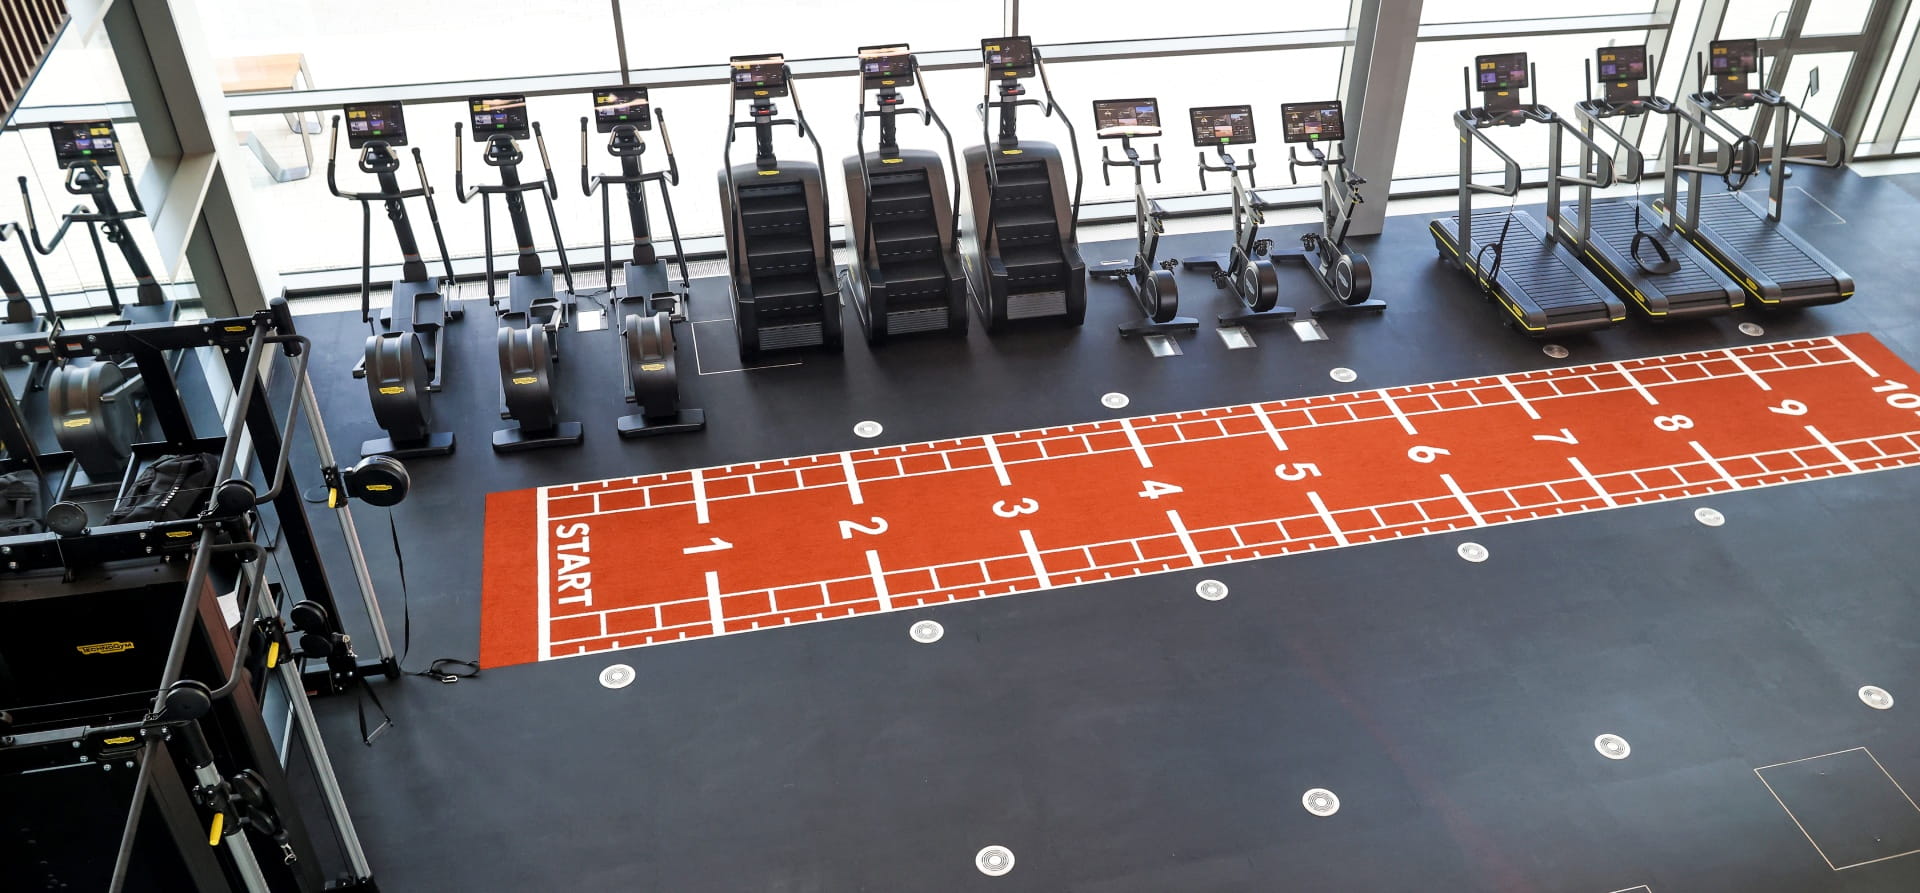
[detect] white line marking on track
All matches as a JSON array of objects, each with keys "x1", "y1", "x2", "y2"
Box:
[
  {"x1": 982, "y1": 433, "x2": 1011, "y2": 486},
  {"x1": 1615, "y1": 362, "x2": 1660, "y2": 405},
  {"x1": 1726, "y1": 350, "x2": 1772, "y2": 391},
  {"x1": 536, "y1": 487, "x2": 552, "y2": 661},
  {"x1": 1305, "y1": 491, "x2": 1348, "y2": 546},
  {"x1": 1119, "y1": 418, "x2": 1154, "y2": 468},
  {"x1": 865, "y1": 550, "x2": 892, "y2": 611},
  {"x1": 1829, "y1": 335, "x2": 1879, "y2": 377},
  {"x1": 1019, "y1": 529, "x2": 1052, "y2": 588},
  {"x1": 682, "y1": 537, "x2": 732, "y2": 554},
  {"x1": 1804, "y1": 425, "x2": 1862, "y2": 473},
  {"x1": 1689, "y1": 441, "x2": 1741, "y2": 489},
  {"x1": 705, "y1": 571, "x2": 725, "y2": 636},
  {"x1": 839, "y1": 452, "x2": 864, "y2": 505},
  {"x1": 1166, "y1": 509, "x2": 1202, "y2": 566},
  {"x1": 1378, "y1": 389, "x2": 1418, "y2": 435},
  {"x1": 1566, "y1": 457, "x2": 1619, "y2": 507},
  {"x1": 691, "y1": 468, "x2": 710, "y2": 524},
  {"x1": 1497, "y1": 375, "x2": 1541, "y2": 419},
  {"x1": 1438, "y1": 473, "x2": 1485, "y2": 526},
  {"x1": 1252, "y1": 402, "x2": 1289, "y2": 451}
]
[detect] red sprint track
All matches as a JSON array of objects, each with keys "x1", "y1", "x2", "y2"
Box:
[{"x1": 480, "y1": 334, "x2": 1920, "y2": 667}]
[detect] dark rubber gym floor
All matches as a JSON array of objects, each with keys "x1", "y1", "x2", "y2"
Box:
[{"x1": 295, "y1": 165, "x2": 1920, "y2": 891}]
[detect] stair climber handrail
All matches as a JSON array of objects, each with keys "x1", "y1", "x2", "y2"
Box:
[
  {"x1": 786, "y1": 70, "x2": 832, "y2": 280},
  {"x1": 853, "y1": 95, "x2": 884, "y2": 292},
  {"x1": 1033, "y1": 48, "x2": 1083, "y2": 237},
  {"x1": 916, "y1": 68, "x2": 965, "y2": 255}
]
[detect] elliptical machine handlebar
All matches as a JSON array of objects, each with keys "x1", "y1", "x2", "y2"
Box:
[
  {"x1": 451, "y1": 120, "x2": 561, "y2": 202},
  {"x1": 325, "y1": 115, "x2": 432, "y2": 202},
  {"x1": 15, "y1": 175, "x2": 83, "y2": 256}
]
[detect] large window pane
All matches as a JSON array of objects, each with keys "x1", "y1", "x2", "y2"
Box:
[
  {"x1": 617, "y1": 0, "x2": 1000, "y2": 71},
  {"x1": 1860, "y1": 1, "x2": 1919, "y2": 141},
  {"x1": 1421, "y1": 1, "x2": 1655, "y2": 24},
  {"x1": 1777, "y1": 51, "x2": 1853, "y2": 127},
  {"x1": 1394, "y1": 32, "x2": 1649, "y2": 179},
  {"x1": 1801, "y1": 0, "x2": 1872, "y2": 36},
  {"x1": 1718, "y1": 0, "x2": 1791, "y2": 40},
  {"x1": 197, "y1": 0, "x2": 621, "y2": 89},
  {"x1": 1024, "y1": 1, "x2": 1349, "y2": 43}
]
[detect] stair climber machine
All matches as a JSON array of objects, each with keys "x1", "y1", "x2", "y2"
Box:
[
  {"x1": 327, "y1": 101, "x2": 464, "y2": 458},
  {"x1": 962, "y1": 36, "x2": 1087, "y2": 330},
  {"x1": 581, "y1": 87, "x2": 705, "y2": 437},
  {"x1": 454, "y1": 95, "x2": 585, "y2": 452},
  {"x1": 1273, "y1": 101, "x2": 1387, "y2": 317},
  {"x1": 1653, "y1": 38, "x2": 1853, "y2": 309},
  {"x1": 1178, "y1": 105, "x2": 1293, "y2": 326},
  {"x1": 844, "y1": 43, "x2": 969, "y2": 341},
  {"x1": 1089, "y1": 98, "x2": 1196, "y2": 337},
  {"x1": 1429, "y1": 54, "x2": 1626, "y2": 337},
  {"x1": 1559, "y1": 46, "x2": 1744, "y2": 320},
  {"x1": 721, "y1": 53, "x2": 842, "y2": 360},
  {"x1": 0, "y1": 216, "x2": 57, "y2": 395}
]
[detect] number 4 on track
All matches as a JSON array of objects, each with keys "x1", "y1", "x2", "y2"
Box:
[{"x1": 1138, "y1": 480, "x2": 1183, "y2": 499}]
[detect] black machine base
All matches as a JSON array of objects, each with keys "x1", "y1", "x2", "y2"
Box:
[
  {"x1": 618, "y1": 407, "x2": 706, "y2": 438},
  {"x1": 1178, "y1": 253, "x2": 1299, "y2": 326},
  {"x1": 492, "y1": 420, "x2": 585, "y2": 453},
  {"x1": 1310, "y1": 297, "x2": 1388, "y2": 317},
  {"x1": 1118, "y1": 314, "x2": 1201, "y2": 338},
  {"x1": 359, "y1": 431, "x2": 455, "y2": 459}
]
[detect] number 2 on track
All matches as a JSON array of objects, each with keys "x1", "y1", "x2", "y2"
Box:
[{"x1": 839, "y1": 517, "x2": 888, "y2": 539}]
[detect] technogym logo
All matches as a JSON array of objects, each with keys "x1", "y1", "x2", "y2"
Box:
[{"x1": 77, "y1": 641, "x2": 135, "y2": 655}]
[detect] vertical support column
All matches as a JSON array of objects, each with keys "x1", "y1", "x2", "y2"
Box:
[
  {"x1": 1751, "y1": 0, "x2": 1812, "y2": 141},
  {"x1": 1003, "y1": 0, "x2": 1019, "y2": 37},
  {"x1": 1870, "y1": 11, "x2": 1920, "y2": 149},
  {"x1": 1620, "y1": 0, "x2": 1684, "y2": 150},
  {"x1": 1840, "y1": 0, "x2": 1917, "y2": 154},
  {"x1": 1341, "y1": 0, "x2": 1422, "y2": 237}
]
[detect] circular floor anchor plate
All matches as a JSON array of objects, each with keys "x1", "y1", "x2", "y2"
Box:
[
  {"x1": 1329, "y1": 367, "x2": 1357, "y2": 383},
  {"x1": 1739, "y1": 322, "x2": 1766, "y2": 337},
  {"x1": 1860, "y1": 685, "x2": 1895, "y2": 710},
  {"x1": 1302, "y1": 788, "x2": 1341, "y2": 817},
  {"x1": 1195, "y1": 579, "x2": 1229, "y2": 601},
  {"x1": 1457, "y1": 542, "x2": 1489, "y2": 563},
  {"x1": 1595, "y1": 734, "x2": 1631, "y2": 760},
  {"x1": 910, "y1": 620, "x2": 944, "y2": 643},
  {"x1": 1542, "y1": 344, "x2": 1570, "y2": 359},
  {"x1": 1100, "y1": 392, "x2": 1130, "y2": 410},
  {"x1": 975, "y1": 846, "x2": 1015, "y2": 876},
  {"x1": 598, "y1": 664, "x2": 636, "y2": 690},
  {"x1": 1694, "y1": 507, "x2": 1726, "y2": 527},
  {"x1": 853, "y1": 420, "x2": 884, "y2": 439}
]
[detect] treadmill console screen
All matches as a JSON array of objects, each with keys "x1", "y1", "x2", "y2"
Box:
[
  {"x1": 468, "y1": 95, "x2": 529, "y2": 141},
  {"x1": 593, "y1": 88, "x2": 651, "y2": 133},
  {"x1": 1709, "y1": 39, "x2": 1759, "y2": 79},
  {"x1": 731, "y1": 54, "x2": 790, "y2": 99},
  {"x1": 50, "y1": 120, "x2": 119, "y2": 167},
  {"x1": 1281, "y1": 101, "x2": 1344, "y2": 143},
  {"x1": 1475, "y1": 53, "x2": 1529, "y2": 91},
  {"x1": 858, "y1": 44, "x2": 915, "y2": 88},
  {"x1": 981, "y1": 37, "x2": 1036, "y2": 80},
  {"x1": 1092, "y1": 98, "x2": 1161, "y2": 139},
  {"x1": 1188, "y1": 105, "x2": 1255, "y2": 147},
  {"x1": 1596, "y1": 45, "x2": 1647, "y2": 82},
  {"x1": 344, "y1": 102, "x2": 408, "y2": 148}
]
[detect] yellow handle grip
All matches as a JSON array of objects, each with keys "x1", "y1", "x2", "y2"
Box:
[
  {"x1": 266, "y1": 640, "x2": 280, "y2": 669},
  {"x1": 208, "y1": 811, "x2": 225, "y2": 846}
]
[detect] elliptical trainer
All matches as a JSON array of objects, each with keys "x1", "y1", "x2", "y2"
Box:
[
  {"x1": 1269, "y1": 101, "x2": 1384, "y2": 317},
  {"x1": 581, "y1": 87, "x2": 704, "y2": 437},
  {"x1": 327, "y1": 101, "x2": 463, "y2": 458},
  {"x1": 1178, "y1": 105, "x2": 1294, "y2": 326},
  {"x1": 1088, "y1": 97, "x2": 1195, "y2": 338},
  {"x1": 19, "y1": 120, "x2": 176, "y2": 324},
  {"x1": 455, "y1": 95, "x2": 584, "y2": 452}
]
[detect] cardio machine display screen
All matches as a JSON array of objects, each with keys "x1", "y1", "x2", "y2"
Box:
[
  {"x1": 593, "y1": 88, "x2": 651, "y2": 133},
  {"x1": 50, "y1": 120, "x2": 119, "y2": 167},
  {"x1": 731, "y1": 54, "x2": 790, "y2": 100},
  {"x1": 1280, "y1": 101, "x2": 1344, "y2": 143},
  {"x1": 858, "y1": 45, "x2": 914, "y2": 87},
  {"x1": 344, "y1": 102, "x2": 408, "y2": 148},
  {"x1": 1188, "y1": 105, "x2": 1255, "y2": 147},
  {"x1": 1710, "y1": 39, "x2": 1759, "y2": 79},
  {"x1": 1092, "y1": 98, "x2": 1161, "y2": 139},
  {"x1": 468, "y1": 95, "x2": 529, "y2": 141},
  {"x1": 1596, "y1": 45, "x2": 1647, "y2": 82},
  {"x1": 981, "y1": 37, "x2": 1035, "y2": 80},
  {"x1": 1475, "y1": 53, "x2": 1529, "y2": 92}
]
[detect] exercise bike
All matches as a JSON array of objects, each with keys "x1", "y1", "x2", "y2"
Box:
[
  {"x1": 1269, "y1": 101, "x2": 1384, "y2": 317},
  {"x1": 1178, "y1": 104, "x2": 1294, "y2": 326},
  {"x1": 580, "y1": 87, "x2": 704, "y2": 438},
  {"x1": 455, "y1": 95, "x2": 584, "y2": 452},
  {"x1": 1088, "y1": 97, "x2": 1195, "y2": 338},
  {"x1": 326, "y1": 101, "x2": 463, "y2": 458}
]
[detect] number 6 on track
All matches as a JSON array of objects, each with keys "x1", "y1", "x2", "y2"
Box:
[{"x1": 1406, "y1": 445, "x2": 1450, "y2": 463}]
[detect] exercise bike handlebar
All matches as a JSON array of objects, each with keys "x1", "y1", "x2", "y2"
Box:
[
  {"x1": 1195, "y1": 145, "x2": 1256, "y2": 192},
  {"x1": 1100, "y1": 138, "x2": 1163, "y2": 187}
]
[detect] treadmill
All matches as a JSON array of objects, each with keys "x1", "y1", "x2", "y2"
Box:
[
  {"x1": 1656, "y1": 38, "x2": 1853, "y2": 309},
  {"x1": 1560, "y1": 44, "x2": 1743, "y2": 320},
  {"x1": 1429, "y1": 52, "x2": 1624, "y2": 337}
]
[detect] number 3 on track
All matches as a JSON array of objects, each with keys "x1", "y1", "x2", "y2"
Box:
[{"x1": 992, "y1": 498, "x2": 1039, "y2": 518}]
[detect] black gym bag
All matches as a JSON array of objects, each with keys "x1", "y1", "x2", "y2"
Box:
[{"x1": 104, "y1": 453, "x2": 219, "y2": 525}]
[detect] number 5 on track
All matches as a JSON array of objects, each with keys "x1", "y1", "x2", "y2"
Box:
[{"x1": 1275, "y1": 463, "x2": 1322, "y2": 481}]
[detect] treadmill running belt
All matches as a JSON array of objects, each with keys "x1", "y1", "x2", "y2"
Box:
[{"x1": 1697, "y1": 193, "x2": 1831, "y2": 287}]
